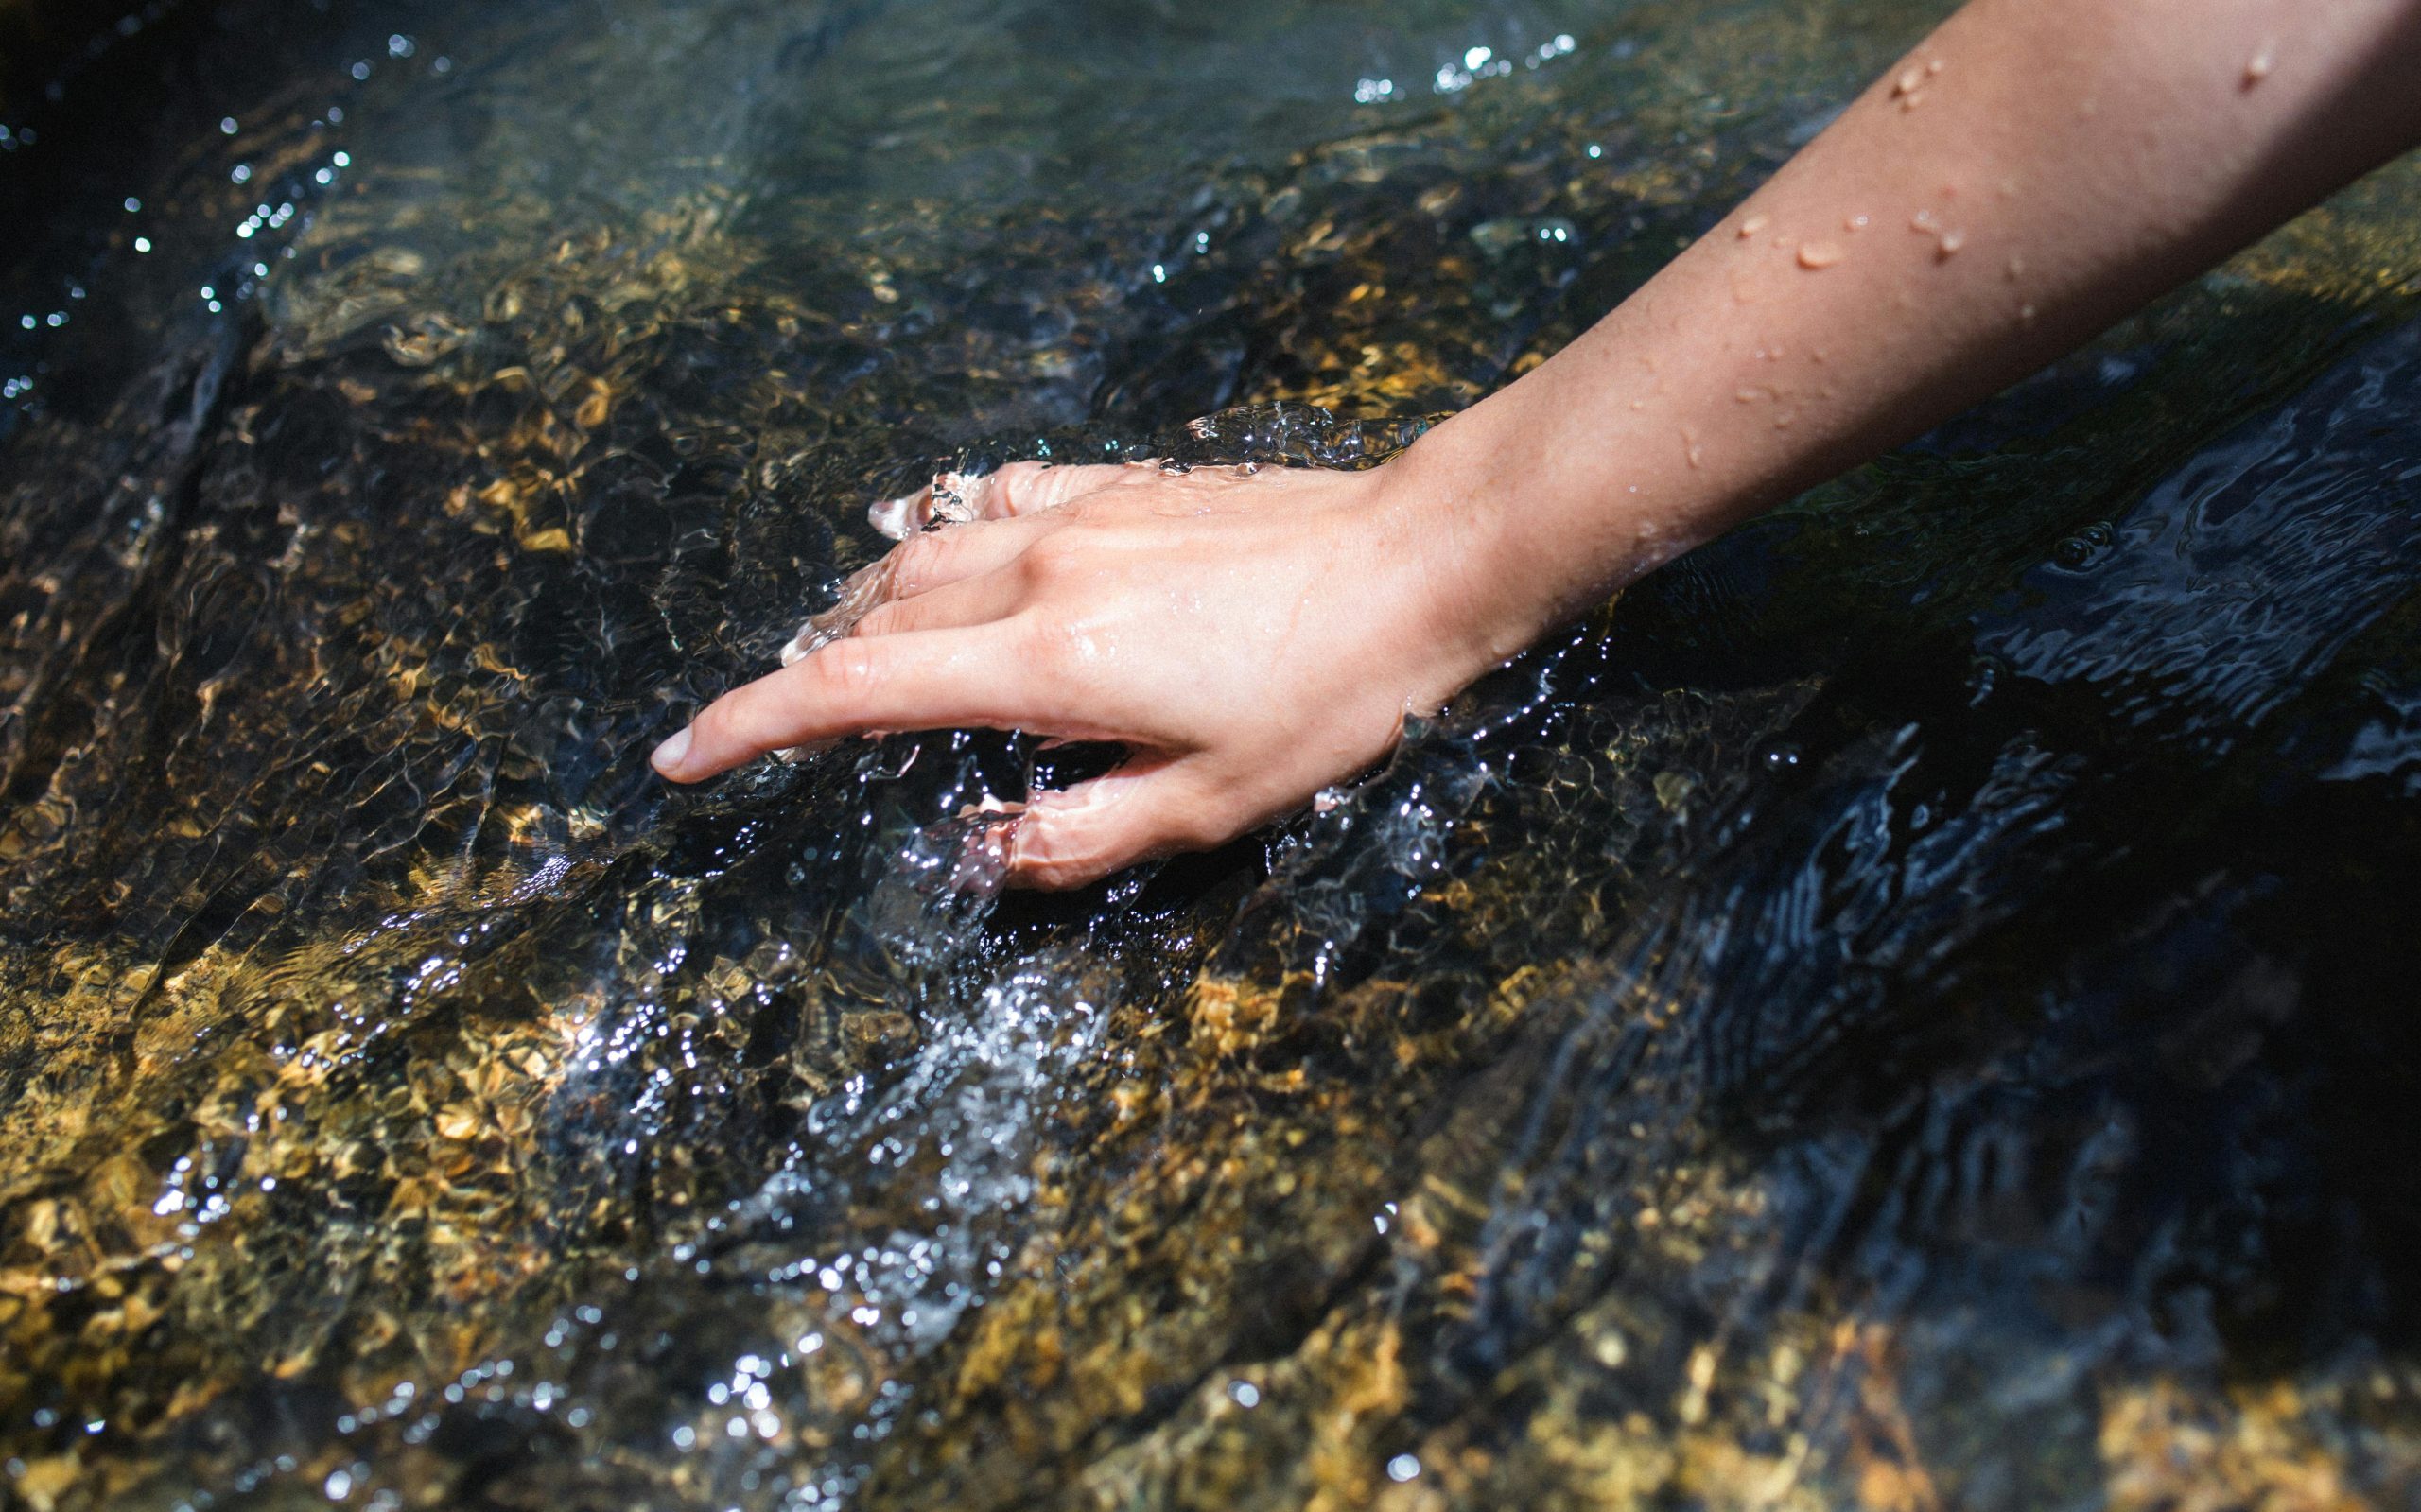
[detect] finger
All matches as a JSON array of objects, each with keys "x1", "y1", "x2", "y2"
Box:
[
  {"x1": 849, "y1": 573, "x2": 1020, "y2": 639},
  {"x1": 869, "y1": 460, "x2": 1156, "y2": 536},
  {"x1": 779, "y1": 555, "x2": 897, "y2": 665},
  {"x1": 785, "y1": 515, "x2": 1055, "y2": 663},
  {"x1": 653, "y1": 632, "x2": 1022, "y2": 781},
  {"x1": 972, "y1": 461, "x2": 1155, "y2": 519},
  {"x1": 780, "y1": 516, "x2": 1052, "y2": 666},
  {"x1": 1007, "y1": 756, "x2": 1230, "y2": 891},
  {"x1": 880, "y1": 513, "x2": 1055, "y2": 598},
  {"x1": 868, "y1": 483, "x2": 932, "y2": 540}
]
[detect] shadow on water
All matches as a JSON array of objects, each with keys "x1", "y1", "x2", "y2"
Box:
[{"x1": 4, "y1": 0, "x2": 2421, "y2": 1508}]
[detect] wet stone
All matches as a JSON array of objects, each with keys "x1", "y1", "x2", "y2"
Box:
[{"x1": 6, "y1": 0, "x2": 2421, "y2": 1509}]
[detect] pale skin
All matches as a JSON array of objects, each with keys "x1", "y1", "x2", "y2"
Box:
[{"x1": 652, "y1": 0, "x2": 2421, "y2": 889}]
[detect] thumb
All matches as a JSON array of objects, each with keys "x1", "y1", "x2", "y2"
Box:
[{"x1": 1009, "y1": 756, "x2": 1227, "y2": 891}]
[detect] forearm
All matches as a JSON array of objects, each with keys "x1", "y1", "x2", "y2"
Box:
[{"x1": 1398, "y1": 0, "x2": 2421, "y2": 656}]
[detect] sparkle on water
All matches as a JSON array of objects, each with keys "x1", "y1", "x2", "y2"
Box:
[{"x1": 6, "y1": 0, "x2": 2421, "y2": 1509}]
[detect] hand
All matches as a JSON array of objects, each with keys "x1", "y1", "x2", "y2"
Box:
[{"x1": 649, "y1": 457, "x2": 1506, "y2": 889}]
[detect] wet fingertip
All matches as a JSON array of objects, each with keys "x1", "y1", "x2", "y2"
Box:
[
  {"x1": 1001, "y1": 812, "x2": 1054, "y2": 883},
  {"x1": 1003, "y1": 849, "x2": 1096, "y2": 893},
  {"x1": 867, "y1": 488, "x2": 926, "y2": 540},
  {"x1": 1000, "y1": 808, "x2": 1110, "y2": 892},
  {"x1": 778, "y1": 622, "x2": 818, "y2": 666},
  {"x1": 976, "y1": 812, "x2": 1022, "y2": 867},
  {"x1": 649, "y1": 725, "x2": 695, "y2": 779},
  {"x1": 982, "y1": 795, "x2": 1028, "y2": 817}
]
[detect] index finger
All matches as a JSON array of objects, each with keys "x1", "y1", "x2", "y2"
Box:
[{"x1": 651, "y1": 631, "x2": 1028, "y2": 781}]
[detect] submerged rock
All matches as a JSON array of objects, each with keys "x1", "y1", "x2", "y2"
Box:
[{"x1": 4, "y1": 0, "x2": 2421, "y2": 1508}]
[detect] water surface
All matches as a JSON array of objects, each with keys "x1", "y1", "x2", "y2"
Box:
[{"x1": 6, "y1": 1, "x2": 2421, "y2": 1508}]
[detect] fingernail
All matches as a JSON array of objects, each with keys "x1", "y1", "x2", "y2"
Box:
[
  {"x1": 867, "y1": 492, "x2": 920, "y2": 540},
  {"x1": 650, "y1": 725, "x2": 693, "y2": 778}
]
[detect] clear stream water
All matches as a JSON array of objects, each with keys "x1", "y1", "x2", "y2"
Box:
[{"x1": 4, "y1": 1, "x2": 2421, "y2": 1508}]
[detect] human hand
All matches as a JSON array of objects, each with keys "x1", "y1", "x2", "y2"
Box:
[{"x1": 649, "y1": 457, "x2": 1509, "y2": 889}]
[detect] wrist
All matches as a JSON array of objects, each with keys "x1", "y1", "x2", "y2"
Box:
[
  {"x1": 1377, "y1": 322, "x2": 1791, "y2": 659},
  {"x1": 1366, "y1": 409, "x2": 1581, "y2": 681}
]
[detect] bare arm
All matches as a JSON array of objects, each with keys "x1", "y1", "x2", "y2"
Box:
[
  {"x1": 1404, "y1": 0, "x2": 2421, "y2": 657},
  {"x1": 654, "y1": 0, "x2": 2421, "y2": 888}
]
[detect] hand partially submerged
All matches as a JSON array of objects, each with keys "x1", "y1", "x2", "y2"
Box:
[
  {"x1": 654, "y1": 0, "x2": 2421, "y2": 888},
  {"x1": 650, "y1": 457, "x2": 1512, "y2": 889}
]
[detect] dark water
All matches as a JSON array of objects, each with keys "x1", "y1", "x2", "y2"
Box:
[{"x1": 6, "y1": 1, "x2": 2421, "y2": 1508}]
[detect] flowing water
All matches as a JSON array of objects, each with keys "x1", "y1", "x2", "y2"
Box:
[{"x1": 6, "y1": 0, "x2": 2421, "y2": 1508}]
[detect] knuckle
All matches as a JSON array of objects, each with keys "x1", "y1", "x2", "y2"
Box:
[
  {"x1": 889, "y1": 533, "x2": 944, "y2": 592},
  {"x1": 1157, "y1": 776, "x2": 1242, "y2": 851},
  {"x1": 688, "y1": 698, "x2": 749, "y2": 758},
  {"x1": 988, "y1": 461, "x2": 1047, "y2": 513},
  {"x1": 1164, "y1": 807, "x2": 1230, "y2": 856},
  {"x1": 1018, "y1": 530, "x2": 1085, "y2": 582},
  {"x1": 813, "y1": 640, "x2": 882, "y2": 700},
  {"x1": 1012, "y1": 612, "x2": 1085, "y2": 682}
]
